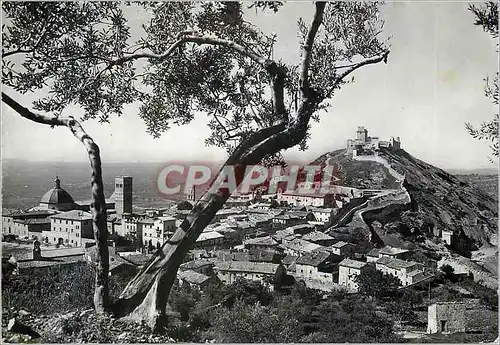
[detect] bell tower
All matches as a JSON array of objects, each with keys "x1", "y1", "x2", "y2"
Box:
[{"x1": 114, "y1": 176, "x2": 133, "y2": 216}]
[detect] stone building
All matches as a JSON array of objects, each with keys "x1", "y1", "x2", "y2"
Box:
[
  {"x1": 427, "y1": 302, "x2": 466, "y2": 334},
  {"x1": 186, "y1": 186, "x2": 196, "y2": 204},
  {"x1": 302, "y1": 231, "x2": 336, "y2": 246},
  {"x1": 179, "y1": 259, "x2": 215, "y2": 276}
]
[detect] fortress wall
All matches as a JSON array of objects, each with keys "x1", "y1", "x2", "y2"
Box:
[{"x1": 352, "y1": 154, "x2": 406, "y2": 182}]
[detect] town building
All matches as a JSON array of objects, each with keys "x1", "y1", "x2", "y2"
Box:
[
  {"x1": 271, "y1": 214, "x2": 304, "y2": 228},
  {"x1": 84, "y1": 245, "x2": 137, "y2": 277},
  {"x1": 142, "y1": 216, "x2": 176, "y2": 249},
  {"x1": 214, "y1": 261, "x2": 287, "y2": 289},
  {"x1": 218, "y1": 248, "x2": 280, "y2": 264},
  {"x1": 248, "y1": 202, "x2": 271, "y2": 210},
  {"x1": 309, "y1": 207, "x2": 337, "y2": 224},
  {"x1": 366, "y1": 246, "x2": 411, "y2": 262},
  {"x1": 11, "y1": 245, "x2": 87, "y2": 275},
  {"x1": 378, "y1": 246, "x2": 410, "y2": 259},
  {"x1": 120, "y1": 216, "x2": 144, "y2": 243},
  {"x1": 366, "y1": 248, "x2": 381, "y2": 263},
  {"x1": 286, "y1": 223, "x2": 316, "y2": 236},
  {"x1": 330, "y1": 241, "x2": 355, "y2": 258},
  {"x1": 280, "y1": 238, "x2": 323, "y2": 256},
  {"x1": 194, "y1": 231, "x2": 225, "y2": 250},
  {"x1": 243, "y1": 236, "x2": 279, "y2": 251},
  {"x1": 186, "y1": 186, "x2": 196, "y2": 204},
  {"x1": 277, "y1": 191, "x2": 336, "y2": 208},
  {"x1": 107, "y1": 215, "x2": 121, "y2": 236},
  {"x1": 302, "y1": 231, "x2": 336, "y2": 246},
  {"x1": 295, "y1": 251, "x2": 341, "y2": 284},
  {"x1": 2, "y1": 210, "x2": 53, "y2": 239},
  {"x1": 375, "y1": 256, "x2": 427, "y2": 286},
  {"x1": 214, "y1": 208, "x2": 244, "y2": 222},
  {"x1": 338, "y1": 258, "x2": 369, "y2": 292},
  {"x1": 179, "y1": 259, "x2": 215, "y2": 276},
  {"x1": 43, "y1": 210, "x2": 94, "y2": 247},
  {"x1": 177, "y1": 269, "x2": 214, "y2": 290}
]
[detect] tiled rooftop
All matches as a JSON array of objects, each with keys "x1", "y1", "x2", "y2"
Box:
[
  {"x1": 177, "y1": 270, "x2": 211, "y2": 285},
  {"x1": 339, "y1": 258, "x2": 367, "y2": 269},
  {"x1": 296, "y1": 251, "x2": 330, "y2": 267},
  {"x1": 214, "y1": 261, "x2": 281, "y2": 275}
]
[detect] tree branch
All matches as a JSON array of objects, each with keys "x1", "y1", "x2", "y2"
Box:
[
  {"x1": 91, "y1": 31, "x2": 289, "y2": 123},
  {"x1": 1, "y1": 92, "x2": 111, "y2": 313},
  {"x1": 2, "y1": 49, "x2": 34, "y2": 58},
  {"x1": 98, "y1": 31, "x2": 268, "y2": 75},
  {"x1": 327, "y1": 51, "x2": 389, "y2": 98},
  {"x1": 299, "y1": 2, "x2": 326, "y2": 93}
]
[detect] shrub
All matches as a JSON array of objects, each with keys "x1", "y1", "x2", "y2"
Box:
[{"x1": 2, "y1": 263, "x2": 133, "y2": 315}]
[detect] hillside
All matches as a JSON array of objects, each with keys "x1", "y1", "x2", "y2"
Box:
[
  {"x1": 311, "y1": 149, "x2": 401, "y2": 190},
  {"x1": 455, "y1": 174, "x2": 498, "y2": 200},
  {"x1": 380, "y1": 148, "x2": 497, "y2": 248},
  {"x1": 321, "y1": 148, "x2": 498, "y2": 252}
]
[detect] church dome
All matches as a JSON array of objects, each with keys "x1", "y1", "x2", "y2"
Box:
[{"x1": 39, "y1": 176, "x2": 75, "y2": 210}]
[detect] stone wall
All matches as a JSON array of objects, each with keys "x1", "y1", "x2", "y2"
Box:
[{"x1": 352, "y1": 154, "x2": 406, "y2": 183}]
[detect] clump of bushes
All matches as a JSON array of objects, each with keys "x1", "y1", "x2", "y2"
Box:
[{"x1": 2, "y1": 263, "x2": 129, "y2": 316}]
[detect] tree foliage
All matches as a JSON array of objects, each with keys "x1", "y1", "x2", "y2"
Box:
[
  {"x1": 3, "y1": 1, "x2": 388, "y2": 154},
  {"x1": 176, "y1": 200, "x2": 194, "y2": 210},
  {"x1": 354, "y1": 265, "x2": 401, "y2": 299},
  {"x1": 302, "y1": 296, "x2": 399, "y2": 343},
  {"x1": 466, "y1": 1, "x2": 499, "y2": 159}
]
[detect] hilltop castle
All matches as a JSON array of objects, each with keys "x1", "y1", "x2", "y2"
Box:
[{"x1": 346, "y1": 126, "x2": 401, "y2": 157}]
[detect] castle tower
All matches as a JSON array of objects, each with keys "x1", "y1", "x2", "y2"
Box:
[
  {"x1": 114, "y1": 176, "x2": 133, "y2": 216},
  {"x1": 356, "y1": 126, "x2": 368, "y2": 143}
]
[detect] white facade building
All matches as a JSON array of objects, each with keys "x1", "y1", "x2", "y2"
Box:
[{"x1": 43, "y1": 210, "x2": 94, "y2": 247}]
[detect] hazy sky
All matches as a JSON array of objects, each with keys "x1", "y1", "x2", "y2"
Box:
[{"x1": 2, "y1": 1, "x2": 498, "y2": 170}]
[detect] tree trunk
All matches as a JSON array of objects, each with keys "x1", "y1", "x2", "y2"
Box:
[
  {"x1": 1, "y1": 92, "x2": 110, "y2": 313},
  {"x1": 87, "y1": 142, "x2": 110, "y2": 313}
]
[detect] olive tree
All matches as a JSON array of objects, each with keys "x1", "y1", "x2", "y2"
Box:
[
  {"x1": 466, "y1": 1, "x2": 498, "y2": 159},
  {"x1": 2, "y1": 1, "x2": 389, "y2": 328}
]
